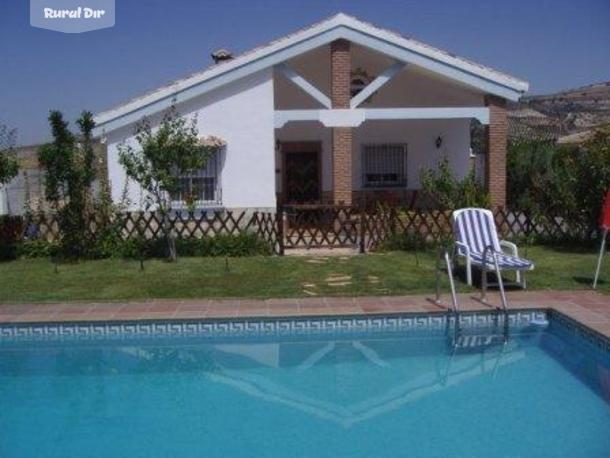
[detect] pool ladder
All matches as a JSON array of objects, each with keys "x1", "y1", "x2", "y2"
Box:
[
  {"x1": 435, "y1": 244, "x2": 510, "y2": 314},
  {"x1": 434, "y1": 245, "x2": 459, "y2": 314},
  {"x1": 435, "y1": 244, "x2": 510, "y2": 348}
]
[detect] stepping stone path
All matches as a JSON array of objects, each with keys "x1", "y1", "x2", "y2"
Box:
[
  {"x1": 300, "y1": 256, "x2": 383, "y2": 292},
  {"x1": 301, "y1": 282, "x2": 319, "y2": 296},
  {"x1": 325, "y1": 273, "x2": 353, "y2": 287},
  {"x1": 306, "y1": 257, "x2": 329, "y2": 264}
]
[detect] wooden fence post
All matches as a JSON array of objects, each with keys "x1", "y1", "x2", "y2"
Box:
[
  {"x1": 277, "y1": 208, "x2": 285, "y2": 256},
  {"x1": 359, "y1": 204, "x2": 366, "y2": 254}
]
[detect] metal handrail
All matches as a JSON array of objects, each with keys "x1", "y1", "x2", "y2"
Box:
[
  {"x1": 435, "y1": 245, "x2": 459, "y2": 313},
  {"x1": 481, "y1": 245, "x2": 508, "y2": 312}
]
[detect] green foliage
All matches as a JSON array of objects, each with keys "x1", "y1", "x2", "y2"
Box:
[
  {"x1": 378, "y1": 229, "x2": 429, "y2": 252},
  {"x1": 118, "y1": 106, "x2": 218, "y2": 260},
  {"x1": 38, "y1": 110, "x2": 101, "y2": 258},
  {"x1": 508, "y1": 127, "x2": 610, "y2": 234},
  {"x1": 507, "y1": 140, "x2": 575, "y2": 215},
  {"x1": 0, "y1": 124, "x2": 19, "y2": 186},
  {"x1": 0, "y1": 215, "x2": 23, "y2": 260},
  {"x1": 420, "y1": 157, "x2": 490, "y2": 209},
  {"x1": 118, "y1": 107, "x2": 213, "y2": 210},
  {"x1": 13, "y1": 232, "x2": 271, "y2": 259},
  {"x1": 17, "y1": 240, "x2": 59, "y2": 259},
  {"x1": 119, "y1": 233, "x2": 271, "y2": 259}
]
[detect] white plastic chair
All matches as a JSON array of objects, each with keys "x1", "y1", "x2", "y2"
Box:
[{"x1": 452, "y1": 208, "x2": 534, "y2": 288}]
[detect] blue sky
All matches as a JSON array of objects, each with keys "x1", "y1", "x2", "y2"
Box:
[{"x1": 1, "y1": 0, "x2": 609, "y2": 145}]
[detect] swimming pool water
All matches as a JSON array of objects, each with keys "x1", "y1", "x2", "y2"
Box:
[{"x1": 0, "y1": 313, "x2": 609, "y2": 457}]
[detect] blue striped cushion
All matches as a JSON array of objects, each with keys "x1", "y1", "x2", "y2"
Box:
[
  {"x1": 469, "y1": 252, "x2": 533, "y2": 270},
  {"x1": 453, "y1": 208, "x2": 501, "y2": 255}
]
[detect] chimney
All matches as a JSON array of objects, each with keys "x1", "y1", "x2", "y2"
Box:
[{"x1": 211, "y1": 49, "x2": 233, "y2": 64}]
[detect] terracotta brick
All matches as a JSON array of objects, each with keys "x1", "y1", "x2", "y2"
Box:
[
  {"x1": 331, "y1": 39, "x2": 352, "y2": 205},
  {"x1": 332, "y1": 127, "x2": 353, "y2": 205},
  {"x1": 485, "y1": 95, "x2": 507, "y2": 209}
]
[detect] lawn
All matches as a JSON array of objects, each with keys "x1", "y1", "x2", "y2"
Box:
[{"x1": 0, "y1": 245, "x2": 607, "y2": 303}]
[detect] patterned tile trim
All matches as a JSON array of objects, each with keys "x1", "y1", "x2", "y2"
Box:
[
  {"x1": 0, "y1": 310, "x2": 547, "y2": 344},
  {"x1": 547, "y1": 309, "x2": 610, "y2": 353}
]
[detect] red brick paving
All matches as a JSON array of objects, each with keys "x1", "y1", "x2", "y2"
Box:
[{"x1": 1, "y1": 290, "x2": 609, "y2": 338}]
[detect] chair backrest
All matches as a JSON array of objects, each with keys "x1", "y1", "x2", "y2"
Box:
[{"x1": 452, "y1": 208, "x2": 501, "y2": 254}]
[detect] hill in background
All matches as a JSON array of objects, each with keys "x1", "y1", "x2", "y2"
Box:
[{"x1": 508, "y1": 82, "x2": 610, "y2": 144}]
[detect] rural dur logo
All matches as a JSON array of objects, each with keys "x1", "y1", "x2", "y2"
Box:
[{"x1": 30, "y1": 0, "x2": 115, "y2": 33}]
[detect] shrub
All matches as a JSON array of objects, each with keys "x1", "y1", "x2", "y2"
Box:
[
  {"x1": 178, "y1": 233, "x2": 272, "y2": 257},
  {"x1": 13, "y1": 231, "x2": 271, "y2": 260},
  {"x1": 119, "y1": 233, "x2": 271, "y2": 259},
  {"x1": 17, "y1": 240, "x2": 59, "y2": 258},
  {"x1": 508, "y1": 126, "x2": 610, "y2": 237},
  {"x1": 420, "y1": 157, "x2": 490, "y2": 209},
  {"x1": 378, "y1": 229, "x2": 429, "y2": 252}
]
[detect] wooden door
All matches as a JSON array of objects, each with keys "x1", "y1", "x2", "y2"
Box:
[{"x1": 282, "y1": 143, "x2": 321, "y2": 204}]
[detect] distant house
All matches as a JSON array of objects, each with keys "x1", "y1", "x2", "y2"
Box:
[
  {"x1": 0, "y1": 145, "x2": 45, "y2": 215},
  {"x1": 93, "y1": 13, "x2": 528, "y2": 211},
  {"x1": 0, "y1": 143, "x2": 107, "y2": 216}
]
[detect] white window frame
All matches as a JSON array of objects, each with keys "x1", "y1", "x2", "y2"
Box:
[
  {"x1": 361, "y1": 143, "x2": 408, "y2": 189},
  {"x1": 171, "y1": 151, "x2": 222, "y2": 208}
]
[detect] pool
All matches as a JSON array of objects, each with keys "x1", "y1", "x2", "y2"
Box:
[{"x1": 0, "y1": 310, "x2": 609, "y2": 457}]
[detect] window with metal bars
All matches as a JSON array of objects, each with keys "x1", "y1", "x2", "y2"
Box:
[
  {"x1": 362, "y1": 143, "x2": 407, "y2": 188},
  {"x1": 171, "y1": 151, "x2": 221, "y2": 206}
]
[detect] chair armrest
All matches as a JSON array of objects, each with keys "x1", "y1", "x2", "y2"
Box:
[
  {"x1": 499, "y1": 240, "x2": 518, "y2": 257},
  {"x1": 454, "y1": 241, "x2": 470, "y2": 257}
]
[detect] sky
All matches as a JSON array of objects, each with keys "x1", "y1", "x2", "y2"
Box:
[{"x1": 1, "y1": 0, "x2": 609, "y2": 146}]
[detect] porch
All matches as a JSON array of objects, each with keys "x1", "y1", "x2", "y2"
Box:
[{"x1": 272, "y1": 39, "x2": 507, "y2": 209}]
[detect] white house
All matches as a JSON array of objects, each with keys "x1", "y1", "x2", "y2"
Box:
[{"x1": 93, "y1": 13, "x2": 528, "y2": 212}]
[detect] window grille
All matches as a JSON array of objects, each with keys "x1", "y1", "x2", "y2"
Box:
[
  {"x1": 171, "y1": 151, "x2": 221, "y2": 206},
  {"x1": 362, "y1": 143, "x2": 407, "y2": 188}
]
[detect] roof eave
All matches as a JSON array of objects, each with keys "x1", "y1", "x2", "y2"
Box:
[{"x1": 93, "y1": 14, "x2": 528, "y2": 137}]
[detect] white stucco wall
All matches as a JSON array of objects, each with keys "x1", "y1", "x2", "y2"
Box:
[
  {"x1": 275, "y1": 118, "x2": 470, "y2": 193},
  {"x1": 105, "y1": 68, "x2": 276, "y2": 210},
  {"x1": 354, "y1": 119, "x2": 471, "y2": 188}
]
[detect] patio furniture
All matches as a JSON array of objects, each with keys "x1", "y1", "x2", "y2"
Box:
[{"x1": 452, "y1": 208, "x2": 534, "y2": 296}]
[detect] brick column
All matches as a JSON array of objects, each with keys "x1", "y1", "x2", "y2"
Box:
[
  {"x1": 485, "y1": 95, "x2": 507, "y2": 209},
  {"x1": 331, "y1": 39, "x2": 352, "y2": 205}
]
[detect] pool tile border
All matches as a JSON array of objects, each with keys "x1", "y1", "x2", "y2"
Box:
[
  {"x1": 0, "y1": 291, "x2": 609, "y2": 348},
  {"x1": 548, "y1": 309, "x2": 610, "y2": 353},
  {"x1": 0, "y1": 309, "x2": 548, "y2": 343}
]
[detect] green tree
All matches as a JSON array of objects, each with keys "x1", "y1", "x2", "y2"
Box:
[
  {"x1": 0, "y1": 124, "x2": 19, "y2": 186},
  {"x1": 507, "y1": 126, "x2": 610, "y2": 238},
  {"x1": 420, "y1": 156, "x2": 490, "y2": 209},
  {"x1": 571, "y1": 126, "x2": 610, "y2": 232},
  {"x1": 118, "y1": 107, "x2": 217, "y2": 261},
  {"x1": 507, "y1": 140, "x2": 577, "y2": 216},
  {"x1": 38, "y1": 110, "x2": 97, "y2": 258}
]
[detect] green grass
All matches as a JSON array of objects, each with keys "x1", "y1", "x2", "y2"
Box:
[{"x1": 0, "y1": 245, "x2": 608, "y2": 303}]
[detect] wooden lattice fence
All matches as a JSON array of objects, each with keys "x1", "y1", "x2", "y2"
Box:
[
  {"x1": 17, "y1": 207, "x2": 594, "y2": 254},
  {"x1": 282, "y1": 205, "x2": 360, "y2": 249},
  {"x1": 21, "y1": 210, "x2": 282, "y2": 254},
  {"x1": 364, "y1": 208, "x2": 595, "y2": 250}
]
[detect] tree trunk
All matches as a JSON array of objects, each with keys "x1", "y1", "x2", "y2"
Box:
[{"x1": 161, "y1": 209, "x2": 177, "y2": 262}]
